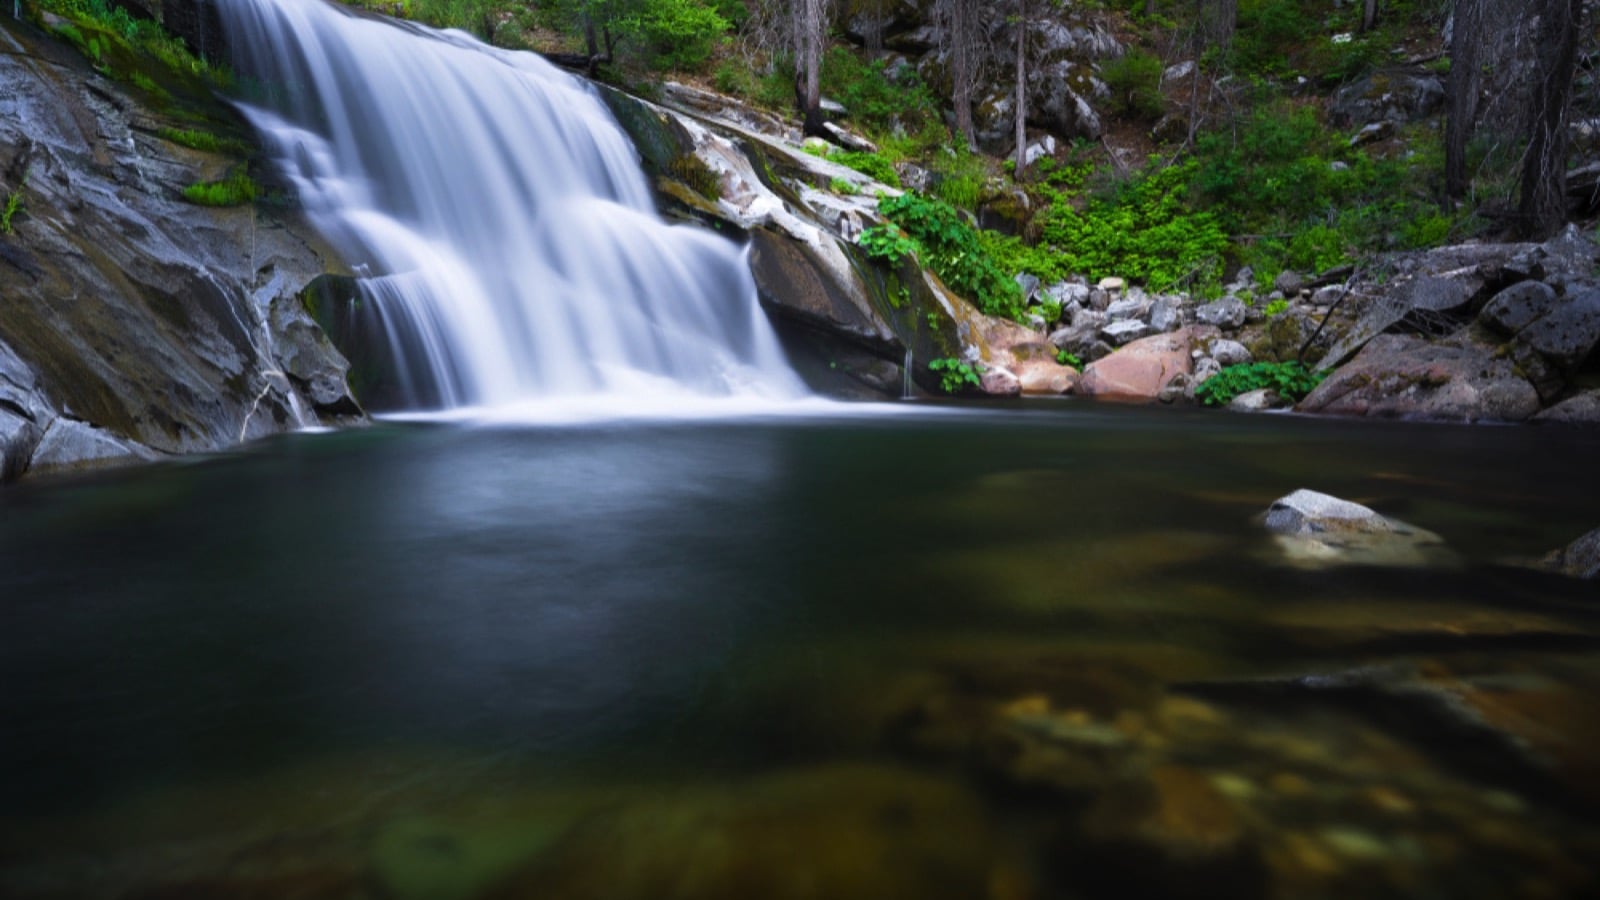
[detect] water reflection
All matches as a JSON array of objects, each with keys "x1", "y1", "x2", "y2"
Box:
[{"x1": 1, "y1": 407, "x2": 1597, "y2": 898}]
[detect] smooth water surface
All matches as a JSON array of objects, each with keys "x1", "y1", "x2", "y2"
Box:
[{"x1": 2, "y1": 405, "x2": 1598, "y2": 899}]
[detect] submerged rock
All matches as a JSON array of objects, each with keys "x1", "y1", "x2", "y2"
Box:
[
  {"x1": 1261, "y1": 489, "x2": 1452, "y2": 569},
  {"x1": 1540, "y1": 527, "x2": 1600, "y2": 580}
]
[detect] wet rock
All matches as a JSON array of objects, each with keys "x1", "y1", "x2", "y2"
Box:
[
  {"x1": 1297, "y1": 334, "x2": 1540, "y2": 423},
  {"x1": 1076, "y1": 326, "x2": 1216, "y2": 401},
  {"x1": 980, "y1": 366, "x2": 1022, "y2": 396},
  {"x1": 1228, "y1": 388, "x2": 1280, "y2": 412},
  {"x1": 30, "y1": 418, "x2": 162, "y2": 474},
  {"x1": 1261, "y1": 489, "x2": 1451, "y2": 569},
  {"x1": 1533, "y1": 389, "x2": 1600, "y2": 425},
  {"x1": 1196, "y1": 297, "x2": 1248, "y2": 330},
  {"x1": 1540, "y1": 527, "x2": 1600, "y2": 579}
]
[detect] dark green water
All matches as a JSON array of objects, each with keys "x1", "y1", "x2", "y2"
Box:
[{"x1": 2, "y1": 403, "x2": 1598, "y2": 899}]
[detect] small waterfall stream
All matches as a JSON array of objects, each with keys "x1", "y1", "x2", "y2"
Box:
[{"x1": 219, "y1": 0, "x2": 804, "y2": 411}]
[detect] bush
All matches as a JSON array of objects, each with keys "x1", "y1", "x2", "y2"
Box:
[
  {"x1": 929, "y1": 357, "x2": 982, "y2": 393},
  {"x1": 625, "y1": 0, "x2": 729, "y2": 71},
  {"x1": 1102, "y1": 49, "x2": 1165, "y2": 119},
  {"x1": 820, "y1": 47, "x2": 941, "y2": 137},
  {"x1": 1195, "y1": 360, "x2": 1326, "y2": 406},
  {"x1": 876, "y1": 192, "x2": 1025, "y2": 320},
  {"x1": 829, "y1": 150, "x2": 901, "y2": 188}
]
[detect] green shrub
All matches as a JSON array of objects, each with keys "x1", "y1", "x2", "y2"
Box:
[
  {"x1": 1102, "y1": 49, "x2": 1165, "y2": 119},
  {"x1": 1056, "y1": 350, "x2": 1083, "y2": 369},
  {"x1": 829, "y1": 151, "x2": 900, "y2": 188},
  {"x1": 182, "y1": 169, "x2": 259, "y2": 207},
  {"x1": 877, "y1": 192, "x2": 1025, "y2": 320},
  {"x1": 1038, "y1": 160, "x2": 1228, "y2": 290},
  {"x1": 820, "y1": 47, "x2": 941, "y2": 137},
  {"x1": 830, "y1": 176, "x2": 860, "y2": 195},
  {"x1": 929, "y1": 357, "x2": 982, "y2": 394},
  {"x1": 1195, "y1": 360, "x2": 1326, "y2": 406},
  {"x1": 858, "y1": 222, "x2": 919, "y2": 262},
  {"x1": 0, "y1": 169, "x2": 27, "y2": 236},
  {"x1": 624, "y1": 0, "x2": 729, "y2": 71}
]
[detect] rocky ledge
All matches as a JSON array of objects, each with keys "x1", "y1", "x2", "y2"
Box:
[{"x1": 0, "y1": 13, "x2": 361, "y2": 483}]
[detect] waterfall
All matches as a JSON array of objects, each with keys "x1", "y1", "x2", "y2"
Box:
[{"x1": 218, "y1": 0, "x2": 804, "y2": 411}]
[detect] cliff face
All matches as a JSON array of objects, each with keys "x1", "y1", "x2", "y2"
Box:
[{"x1": 0, "y1": 13, "x2": 360, "y2": 483}]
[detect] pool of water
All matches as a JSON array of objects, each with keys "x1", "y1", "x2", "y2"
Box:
[{"x1": 2, "y1": 402, "x2": 1597, "y2": 899}]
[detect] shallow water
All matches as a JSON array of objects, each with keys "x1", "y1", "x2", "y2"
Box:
[{"x1": 2, "y1": 403, "x2": 1598, "y2": 899}]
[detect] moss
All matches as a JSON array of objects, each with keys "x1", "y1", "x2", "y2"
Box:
[
  {"x1": 181, "y1": 169, "x2": 258, "y2": 206},
  {"x1": 668, "y1": 153, "x2": 720, "y2": 201}
]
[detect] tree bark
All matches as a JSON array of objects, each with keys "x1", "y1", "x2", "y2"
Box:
[
  {"x1": 1361, "y1": 0, "x2": 1380, "y2": 33},
  {"x1": 1518, "y1": 0, "x2": 1585, "y2": 238},
  {"x1": 796, "y1": 0, "x2": 827, "y2": 138},
  {"x1": 1014, "y1": 0, "x2": 1028, "y2": 177},
  {"x1": 1444, "y1": 0, "x2": 1484, "y2": 199},
  {"x1": 941, "y1": 0, "x2": 979, "y2": 150}
]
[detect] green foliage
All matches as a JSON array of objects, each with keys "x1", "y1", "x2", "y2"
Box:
[
  {"x1": 928, "y1": 357, "x2": 982, "y2": 394},
  {"x1": 829, "y1": 176, "x2": 860, "y2": 196},
  {"x1": 182, "y1": 169, "x2": 259, "y2": 207},
  {"x1": 877, "y1": 192, "x2": 1024, "y2": 320},
  {"x1": 820, "y1": 47, "x2": 941, "y2": 138},
  {"x1": 1194, "y1": 361, "x2": 1326, "y2": 407},
  {"x1": 858, "y1": 222, "x2": 919, "y2": 262},
  {"x1": 1056, "y1": 350, "x2": 1082, "y2": 369},
  {"x1": 1263, "y1": 298, "x2": 1290, "y2": 318},
  {"x1": 980, "y1": 230, "x2": 1069, "y2": 284},
  {"x1": 829, "y1": 151, "x2": 901, "y2": 188},
  {"x1": 1225, "y1": 0, "x2": 1313, "y2": 76},
  {"x1": 0, "y1": 169, "x2": 27, "y2": 236},
  {"x1": 34, "y1": 0, "x2": 231, "y2": 86},
  {"x1": 157, "y1": 127, "x2": 247, "y2": 155},
  {"x1": 1038, "y1": 160, "x2": 1229, "y2": 290},
  {"x1": 1101, "y1": 49, "x2": 1165, "y2": 119},
  {"x1": 1037, "y1": 300, "x2": 1062, "y2": 326},
  {"x1": 930, "y1": 149, "x2": 987, "y2": 209},
  {"x1": 623, "y1": 0, "x2": 728, "y2": 70}
]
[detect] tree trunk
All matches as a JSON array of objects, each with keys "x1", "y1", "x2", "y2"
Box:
[
  {"x1": 1361, "y1": 0, "x2": 1379, "y2": 33},
  {"x1": 1518, "y1": 0, "x2": 1584, "y2": 238},
  {"x1": 1205, "y1": 0, "x2": 1237, "y2": 49},
  {"x1": 944, "y1": 0, "x2": 979, "y2": 150},
  {"x1": 1014, "y1": 0, "x2": 1028, "y2": 177},
  {"x1": 796, "y1": 0, "x2": 827, "y2": 137},
  {"x1": 1444, "y1": 0, "x2": 1484, "y2": 199}
]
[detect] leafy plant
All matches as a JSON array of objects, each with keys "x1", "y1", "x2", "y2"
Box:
[
  {"x1": 929, "y1": 357, "x2": 982, "y2": 394},
  {"x1": 830, "y1": 176, "x2": 861, "y2": 195},
  {"x1": 1263, "y1": 298, "x2": 1290, "y2": 318},
  {"x1": 829, "y1": 150, "x2": 900, "y2": 188},
  {"x1": 182, "y1": 169, "x2": 259, "y2": 207},
  {"x1": 858, "y1": 223, "x2": 919, "y2": 262},
  {"x1": 0, "y1": 168, "x2": 27, "y2": 236},
  {"x1": 1102, "y1": 49, "x2": 1165, "y2": 119},
  {"x1": 1056, "y1": 350, "x2": 1082, "y2": 369},
  {"x1": 877, "y1": 192, "x2": 1024, "y2": 319},
  {"x1": 1194, "y1": 360, "x2": 1326, "y2": 406}
]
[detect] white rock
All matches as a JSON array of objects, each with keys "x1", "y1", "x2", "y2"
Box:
[{"x1": 1097, "y1": 276, "x2": 1127, "y2": 292}]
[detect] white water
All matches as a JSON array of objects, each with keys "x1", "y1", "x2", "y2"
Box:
[{"x1": 219, "y1": 0, "x2": 804, "y2": 412}]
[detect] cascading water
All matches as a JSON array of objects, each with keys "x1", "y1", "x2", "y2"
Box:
[{"x1": 218, "y1": 0, "x2": 804, "y2": 412}]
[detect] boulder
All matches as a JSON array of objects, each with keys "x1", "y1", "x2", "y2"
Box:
[
  {"x1": 29, "y1": 418, "x2": 161, "y2": 474},
  {"x1": 1076, "y1": 326, "x2": 1215, "y2": 401},
  {"x1": 1481, "y1": 281, "x2": 1560, "y2": 335},
  {"x1": 1262, "y1": 489, "x2": 1451, "y2": 569},
  {"x1": 980, "y1": 366, "x2": 1022, "y2": 396},
  {"x1": 1207, "y1": 339, "x2": 1252, "y2": 367},
  {"x1": 1101, "y1": 319, "x2": 1152, "y2": 346},
  {"x1": 1195, "y1": 297, "x2": 1247, "y2": 330},
  {"x1": 1105, "y1": 297, "x2": 1149, "y2": 321},
  {"x1": 1539, "y1": 527, "x2": 1600, "y2": 579},
  {"x1": 1272, "y1": 270, "x2": 1304, "y2": 296},
  {"x1": 1016, "y1": 358, "x2": 1079, "y2": 395},
  {"x1": 1533, "y1": 389, "x2": 1600, "y2": 426},
  {"x1": 1516, "y1": 287, "x2": 1600, "y2": 373},
  {"x1": 1298, "y1": 334, "x2": 1541, "y2": 423},
  {"x1": 1148, "y1": 296, "x2": 1181, "y2": 332},
  {"x1": 1228, "y1": 388, "x2": 1280, "y2": 411},
  {"x1": 1327, "y1": 68, "x2": 1445, "y2": 127}
]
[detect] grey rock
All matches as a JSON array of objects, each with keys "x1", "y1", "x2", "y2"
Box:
[
  {"x1": 1195, "y1": 297, "x2": 1248, "y2": 329},
  {"x1": 1157, "y1": 372, "x2": 1193, "y2": 404},
  {"x1": 1046, "y1": 281, "x2": 1092, "y2": 306},
  {"x1": 1208, "y1": 339, "x2": 1252, "y2": 367},
  {"x1": 1262, "y1": 489, "x2": 1451, "y2": 569},
  {"x1": 1299, "y1": 334, "x2": 1541, "y2": 423},
  {"x1": 1192, "y1": 357, "x2": 1223, "y2": 384},
  {"x1": 1539, "y1": 527, "x2": 1600, "y2": 579},
  {"x1": 1086, "y1": 340, "x2": 1115, "y2": 362},
  {"x1": 1310, "y1": 285, "x2": 1345, "y2": 307},
  {"x1": 1089, "y1": 288, "x2": 1111, "y2": 310},
  {"x1": 30, "y1": 418, "x2": 161, "y2": 475},
  {"x1": 1015, "y1": 272, "x2": 1042, "y2": 302},
  {"x1": 1517, "y1": 287, "x2": 1600, "y2": 372},
  {"x1": 1071, "y1": 306, "x2": 1108, "y2": 329},
  {"x1": 0, "y1": 408, "x2": 42, "y2": 484},
  {"x1": 1533, "y1": 389, "x2": 1600, "y2": 426},
  {"x1": 1148, "y1": 296, "x2": 1181, "y2": 332},
  {"x1": 1272, "y1": 270, "x2": 1305, "y2": 296},
  {"x1": 1105, "y1": 297, "x2": 1150, "y2": 321},
  {"x1": 1228, "y1": 388, "x2": 1280, "y2": 411},
  {"x1": 1536, "y1": 223, "x2": 1600, "y2": 280},
  {"x1": 1328, "y1": 69, "x2": 1445, "y2": 127},
  {"x1": 1101, "y1": 319, "x2": 1151, "y2": 345}
]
